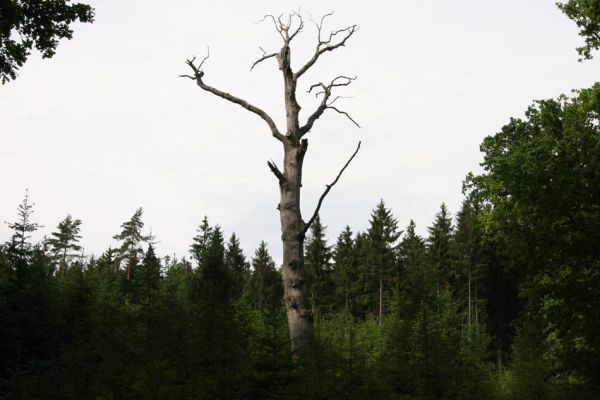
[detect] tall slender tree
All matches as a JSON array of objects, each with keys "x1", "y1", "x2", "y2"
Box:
[
  {"x1": 5, "y1": 190, "x2": 43, "y2": 262},
  {"x1": 332, "y1": 226, "x2": 355, "y2": 315},
  {"x1": 427, "y1": 203, "x2": 453, "y2": 293},
  {"x1": 366, "y1": 200, "x2": 400, "y2": 321},
  {"x1": 181, "y1": 12, "x2": 360, "y2": 355}
]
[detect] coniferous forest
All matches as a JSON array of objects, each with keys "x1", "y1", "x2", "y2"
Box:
[{"x1": 2, "y1": 1, "x2": 600, "y2": 399}]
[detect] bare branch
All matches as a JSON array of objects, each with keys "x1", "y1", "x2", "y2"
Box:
[
  {"x1": 303, "y1": 141, "x2": 362, "y2": 233},
  {"x1": 181, "y1": 51, "x2": 284, "y2": 142},
  {"x1": 295, "y1": 16, "x2": 357, "y2": 79},
  {"x1": 257, "y1": 14, "x2": 286, "y2": 40},
  {"x1": 300, "y1": 76, "x2": 358, "y2": 136},
  {"x1": 288, "y1": 10, "x2": 304, "y2": 41},
  {"x1": 251, "y1": 47, "x2": 278, "y2": 71},
  {"x1": 267, "y1": 159, "x2": 285, "y2": 183},
  {"x1": 328, "y1": 106, "x2": 361, "y2": 128}
]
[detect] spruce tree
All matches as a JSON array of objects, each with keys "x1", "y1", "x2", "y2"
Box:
[
  {"x1": 248, "y1": 241, "x2": 282, "y2": 314},
  {"x1": 304, "y1": 215, "x2": 333, "y2": 317},
  {"x1": 190, "y1": 216, "x2": 212, "y2": 267},
  {"x1": 427, "y1": 203, "x2": 454, "y2": 293},
  {"x1": 225, "y1": 233, "x2": 250, "y2": 298},
  {"x1": 5, "y1": 190, "x2": 43, "y2": 263},
  {"x1": 332, "y1": 226, "x2": 356, "y2": 316},
  {"x1": 366, "y1": 200, "x2": 400, "y2": 320}
]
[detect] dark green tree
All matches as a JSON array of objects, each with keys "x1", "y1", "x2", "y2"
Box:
[
  {"x1": 467, "y1": 83, "x2": 600, "y2": 392},
  {"x1": 452, "y1": 200, "x2": 485, "y2": 341},
  {"x1": 398, "y1": 219, "x2": 428, "y2": 297},
  {"x1": 427, "y1": 203, "x2": 454, "y2": 293},
  {"x1": 558, "y1": 0, "x2": 600, "y2": 60},
  {"x1": 5, "y1": 190, "x2": 43, "y2": 263},
  {"x1": 331, "y1": 226, "x2": 356, "y2": 315},
  {"x1": 113, "y1": 207, "x2": 151, "y2": 281},
  {"x1": 190, "y1": 216, "x2": 212, "y2": 267},
  {"x1": 248, "y1": 241, "x2": 282, "y2": 314},
  {"x1": 366, "y1": 200, "x2": 400, "y2": 320},
  {"x1": 0, "y1": 0, "x2": 94, "y2": 83},
  {"x1": 46, "y1": 214, "x2": 82, "y2": 270},
  {"x1": 246, "y1": 241, "x2": 288, "y2": 397},
  {"x1": 304, "y1": 215, "x2": 333, "y2": 317},
  {"x1": 225, "y1": 232, "x2": 249, "y2": 298}
]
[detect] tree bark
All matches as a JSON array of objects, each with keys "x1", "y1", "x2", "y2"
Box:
[{"x1": 279, "y1": 137, "x2": 313, "y2": 356}]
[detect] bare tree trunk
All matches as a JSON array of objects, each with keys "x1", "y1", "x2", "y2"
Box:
[{"x1": 279, "y1": 137, "x2": 313, "y2": 355}]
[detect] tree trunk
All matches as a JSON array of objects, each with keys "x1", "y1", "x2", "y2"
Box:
[
  {"x1": 182, "y1": 13, "x2": 358, "y2": 357},
  {"x1": 279, "y1": 137, "x2": 313, "y2": 357}
]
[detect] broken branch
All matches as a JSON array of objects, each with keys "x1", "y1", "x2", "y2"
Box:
[{"x1": 267, "y1": 159, "x2": 285, "y2": 183}]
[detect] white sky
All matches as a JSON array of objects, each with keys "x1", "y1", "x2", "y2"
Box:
[{"x1": 1, "y1": 0, "x2": 598, "y2": 261}]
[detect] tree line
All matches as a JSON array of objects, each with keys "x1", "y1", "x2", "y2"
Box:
[{"x1": 2, "y1": 80, "x2": 599, "y2": 399}]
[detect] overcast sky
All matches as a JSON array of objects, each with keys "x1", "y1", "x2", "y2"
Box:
[{"x1": 1, "y1": 0, "x2": 599, "y2": 261}]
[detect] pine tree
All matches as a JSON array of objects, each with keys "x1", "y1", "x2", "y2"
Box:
[
  {"x1": 46, "y1": 214, "x2": 82, "y2": 270},
  {"x1": 112, "y1": 207, "x2": 151, "y2": 281},
  {"x1": 304, "y1": 215, "x2": 333, "y2": 317}
]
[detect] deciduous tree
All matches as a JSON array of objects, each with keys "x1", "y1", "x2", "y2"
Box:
[{"x1": 0, "y1": 0, "x2": 94, "y2": 83}]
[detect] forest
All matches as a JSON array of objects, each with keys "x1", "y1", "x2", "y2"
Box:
[{"x1": 1, "y1": 0, "x2": 600, "y2": 399}]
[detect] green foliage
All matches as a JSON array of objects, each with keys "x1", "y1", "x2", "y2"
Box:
[
  {"x1": 363, "y1": 200, "x2": 401, "y2": 318},
  {"x1": 558, "y1": 0, "x2": 600, "y2": 60},
  {"x1": 46, "y1": 214, "x2": 82, "y2": 269},
  {"x1": 468, "y1": 84, "x2": 600, "y2": 392},
  {"x1": 5, "y1": 190, "x2": 42, "y2": 262},
  {"x1": 248, "y1": 240, "x2": 282, "y2": 314},
  {"x1": 113, "y1": 207, "x2": 151, "y2": 282},
  {"x1": 0, "y1": 0, "x2": 94, "y2": 83},
  {"x1": 331, "y1": 225, "x2": 357, "y2": 315},
  {"x1": 426, "y1": 203, "x2": 454, "y2": 292},
  {"x1": 304, "y1": 215, "x2": 333, "y2": 316}
]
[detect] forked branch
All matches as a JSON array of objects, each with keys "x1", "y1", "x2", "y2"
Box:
[
  {"x1": 303, "y1": 141, "x2": 362, "y2": 233},
  {"x1": 180, "y1": 51, "x2": 284, "y2": 142},
  {"x1": 300, "y1": 75, "x2": 359, "y2": 136},
  {"x1": 295, "y1": 12, "x2": 357, "y2": 79},
  {"x1": 257, "y1": 11, "x2": 304, "y2": 44}
]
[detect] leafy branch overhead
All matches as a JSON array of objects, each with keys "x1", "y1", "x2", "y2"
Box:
[
  {"x1": 558, "y1": 0, "x2": 600, "y2": 60},
  {"x1": 0, "y1": 0, "x2": 94, "y2": 83}
]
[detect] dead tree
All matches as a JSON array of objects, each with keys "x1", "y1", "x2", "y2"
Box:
[{"x1": 181, "y1": 11, "x2": 360, "y2": 357}]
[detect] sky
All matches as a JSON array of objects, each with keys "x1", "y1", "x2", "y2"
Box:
[{"x1": 1, "y1": 0, "x2": 599, "y2": 262}]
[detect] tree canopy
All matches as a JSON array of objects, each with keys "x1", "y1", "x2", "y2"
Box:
[{"x1": 0, "y1": 0, "x2": 93, "y2": 83}]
